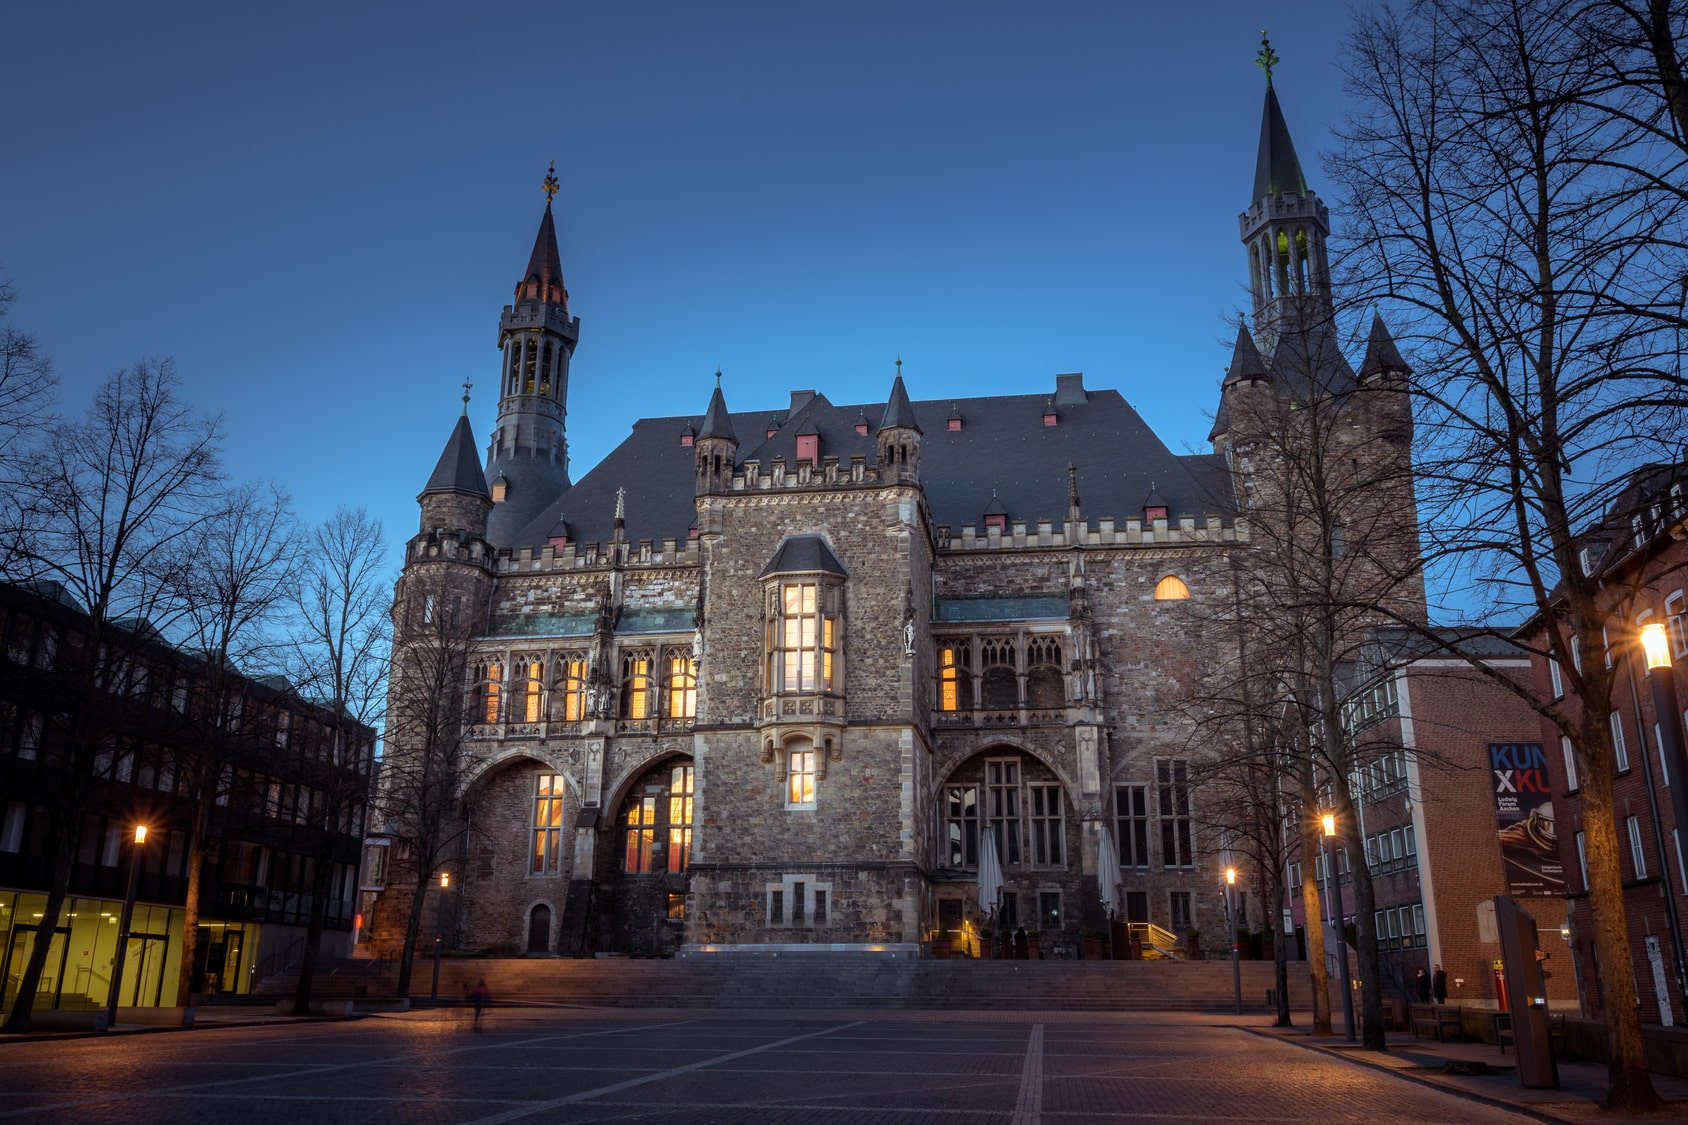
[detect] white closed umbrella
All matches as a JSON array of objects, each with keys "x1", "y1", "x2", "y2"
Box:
[
  {"x1": 977, "y1": 825, "x2": 1004, "y2": 924},
  {"x1": 1096, "y1": 824, "x2": 1122, "y2": 919}
]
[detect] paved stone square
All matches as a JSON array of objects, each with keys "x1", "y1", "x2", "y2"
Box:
[{"x1": 0, "y1": 1010, "x2": 1537, "y2": 1124}]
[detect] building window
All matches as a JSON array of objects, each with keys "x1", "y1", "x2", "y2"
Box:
[
  {"x1": 1169, "y1": 890, "x2": 1192, "y2": 931},
  {"x1": 665, "y1": 653, "x2": 697, "y2": 720},
  {"x1": 1576, "y1": 830, "x2": 1588, "y2": 890},
  {"x1": 532, "y1": 773, "x2": 565, "y2": 875},
  {"x1": 1548, "y1": 658, "x2": 1563, "y2": 699},
  {"x1": 1039, "y1": 890, "x2": 1062, "y2": 930},
  {"x1": 945, "y1": 784, "x2": 979, "y2": 868},
  {"x1": 1157, "y1": 758, "x2": 1194, "y2": 868},
  {"x1": 998, "y1": 890, "x2": 1019, "y2": 930},
  {"x1": 559, "y1": 656, "x2": 587, "y2": 721},
  {"x1": 987, "y1": 758, "x2": 1023, "y2": 865},
  {"x1": 938, "y1": 643, "x2": 972, "y2": 711},
  {"x1": 1627, "y1": 815, "x2": 1647, "y2": 879},
  {"x1": 667, "y1": 763, "x2": 693, "y2": 873},
  {"x1": 769, "y1": 889, "x2": 784, "y2": 924},
  {"x1": 624, "y1": 796, "x2": 657, "y2": 873},
  {"x1": 1657, "y1": 724, "x2": 1670, "y2": 787},
  {"x1": 621, "y1": 653, "x2": 653, "y2": 720},
  {"x1": 478, "y1": 662, "x2": 503, "y2": 723},
  {"x1": 1668, "y1": 591, "x2": 1688, "y2": 658},
  {"x1": 515, "y1": 660, "x2": 545, "y2": 723},
  {"x1": 771, "y1": 583, "x2": 837, "y2": 693},
  {"x1": 1561, "y1": 736, "x2": 1579, "y2": 791},
  {"x1": 787, "y1": 742, "x2": 816, "y2": 807},
  {"x1": 1029, "y1": 783, "x2": 1063, "y2": 865},
  {"x1": 1611, "y1": 712, "x2": 1630, "y2": 772},
  {"x1": 667, "y1": 893, "x2": 686, "y2": 920},
  {"x1": 1116, "y1": 784, "x2": 1151, "y2": 868},
  {"x1": 814, "y1": 889, "x2": 828, "y2": 924},
  {"x1": 1154, "y1": 575, "x2": 1190, "y2": 601}
]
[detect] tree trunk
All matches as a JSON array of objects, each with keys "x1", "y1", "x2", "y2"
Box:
[
  {"x1": 292, "y1": 845, "x2": 339, "y2": 1013},
  {"x1": 1296, "y1": 782, "x2": 1332, "y2": 1036},
  {"x1": 1271, "y1": 878, "x2": 1291, "y2": 1026},
  {"x1": 172, "y1": 816, "x2": 207, "y2": 1017},
  {"x1": 393, "y1": 872, "x2": 432, "y2": 999},
  {"x1": 1338, "y1": 803, "x2": 1388, "y2": 1050}
]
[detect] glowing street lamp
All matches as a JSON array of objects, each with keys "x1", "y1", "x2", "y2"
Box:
[
  {"x1": 105, "y1": 824, "x2": 148, "y2": 1032},
  {"x1": 1223, "y1": 866, "x2": 1242, "y2": 1014},
  {"x1": 1640, "y1": 622, "x2": 1688, "y2": 1010},
  {"x1": 431, "y1": 870, "x2": 451, "y2": 1001},
  {"x1": 1321, "y1": 811, "x2": 1357, "y2": 1042}
]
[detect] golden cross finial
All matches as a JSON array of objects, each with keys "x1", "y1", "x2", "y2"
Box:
[
  {"x1": 543, "y1": 160, "x2": 560, "y2": 204},
  {"x1": 1256, "y1": 33, "x2": 1280, "y2": 85}
]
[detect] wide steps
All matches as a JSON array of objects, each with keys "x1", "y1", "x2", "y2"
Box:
[{"x1": 259, "y1": 956, "x2": 1310, "y2": 1012}]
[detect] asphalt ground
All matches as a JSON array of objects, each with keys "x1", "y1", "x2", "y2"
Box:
[{"x1": 0, "y1": 1008, "x2": 1547, "y2": 1124}]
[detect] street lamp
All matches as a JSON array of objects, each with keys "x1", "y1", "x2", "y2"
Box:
[
  {"x1": 1224, "y1": 866, "x2": 1242, "y2": 1015},
  {"x1": 105, "y1": 824, "x2": 147, "y2": 1032},
  {"x1": 1321, "y1": 812, "x2": 1357, "y2": 1042},
  {"x1": 431, "y1": 870, "x2": 450, "y2": 1001},
  {"x1": 1642, "y1": 622, "x2": 1688, "y2": 1009}
]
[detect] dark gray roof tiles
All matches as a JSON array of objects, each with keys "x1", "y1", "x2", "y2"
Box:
[
  {"x1": 879, "y1": 374, "x2": 921, "y2": 433},
  {"x1": 505, "y1": 384, "x2": 1241, "y2": 551},
  {"x1": 422, "y1": 415, "x2": 492, "y2": 500},
  {"x1": 759, "y1": 534, "x2": 849, "y2": 578},
  {"x1": 1253, "y1": 83, "x2": 1309, "y2": 202},
  {"x1": 1358, "y1": 314, "x2": 1411, "y2": 379}
]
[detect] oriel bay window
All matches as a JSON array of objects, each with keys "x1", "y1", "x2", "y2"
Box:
[
  {"x1": 771, "y1": 583, "x2": 837, "y2": 693},
  {"x1": 665, "y1": 652, "x2": 697, "y2": 720}
]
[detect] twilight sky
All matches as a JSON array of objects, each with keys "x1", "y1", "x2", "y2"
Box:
[{"x1": 2, "y1": 1, "x2": 1366, "y2": 589}]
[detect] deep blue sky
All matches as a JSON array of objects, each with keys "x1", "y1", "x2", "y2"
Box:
[{"x1": 3, "y1": 1, "x2": 1363, "y2": 580}]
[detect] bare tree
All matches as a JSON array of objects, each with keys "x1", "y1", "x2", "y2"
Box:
[
  {"x1": 0, "y1": 274, "x2": 58, "y2": 575},
  {"x1": 1331, "y1": 0, "x2": 1688, "y2": 1106},
  {"x1": 167, "y1": 481, "x2": 299, "y2": 1017},
  {"x1": 284, "y1": 508, "x2": 390, "y2": 1010},
  {"x1": 1, "y1": 359, "x2": 222, "y2": 1032}
]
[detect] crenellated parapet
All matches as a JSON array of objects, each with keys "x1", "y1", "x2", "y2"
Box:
[{"x1": 937, "y1": 514, "x2": 1245, "y2": 552}]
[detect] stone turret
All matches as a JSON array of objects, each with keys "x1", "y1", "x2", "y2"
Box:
[
  {"x1": 876, "y1": 363, "x2": 922, "y2": 483},
  {"x1": 694, "y1": 373, "x2": 738, "y2": 495}
]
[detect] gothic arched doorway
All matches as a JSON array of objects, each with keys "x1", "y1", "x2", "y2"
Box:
[
  {"x1": 527, "y1": 904, "x2": 552, "y2": 954},
  {"x1": 598, "y1": 756, "x2": 693, "y2": 956}
]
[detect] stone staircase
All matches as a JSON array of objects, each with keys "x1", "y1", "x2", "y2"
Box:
[{"x1": 256, "y1": 955, "x2": 1312, "y2": 1012}]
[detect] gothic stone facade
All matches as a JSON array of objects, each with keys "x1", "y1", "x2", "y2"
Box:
[{"x1": 375, "y1": 79, "x2": 1424, "y2": 959}]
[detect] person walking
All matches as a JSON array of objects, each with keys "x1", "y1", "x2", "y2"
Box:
[
  {"x1": 1415, "y1": 967, "x2": 1430, "y2": 1004},
  {"x1": 1431, "y1": 964, "x2": 1448, "y2": 1005},
  {"x1": 471, "y1": 979, "x2": 490, "y2": 1032}
]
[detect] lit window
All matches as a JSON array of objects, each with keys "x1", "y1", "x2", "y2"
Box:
[
  {"x1": 666, "y1": 654, "x2": 697, "y2": 720},
  {"x1": 787, "y1": 743, "x2": 816, "y2": 806},
  {"x1": 517, "y1": 660, "x2": 545, "y2": 723},
  {"x1": 938, "y1": 644, "x2": 972, "y2": 711},
  {"x1": 531, "y1": 774, "x2": 564, "y2": 875},
  {"x1": 560, "y1": 657, "x2": 586, "y2": 721},
  {"x1": 624, "y1": 796, "x2": 657, "y2": 873},
  {"x1": 667, "y1": 893, "x2": 686, "y2": 920},
  {"x1": 667, "y1": 764, "x2": 693, "y2": 873},
  {"x1": 1154, "y1": 575, "x2": 1190, "y2": 600},
  {"x1": 479, "y1": 662, "x2": 503, "y2": 724},
  {"x1": 774, "y1": 583, "x2": 838, "y2": 692},
  {"x1": 621, "y1": 654, "x2": 652, "y2": 719}
]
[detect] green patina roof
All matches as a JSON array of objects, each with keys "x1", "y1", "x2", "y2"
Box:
[
  {"x1": 487, "y1": 613, "x2": 595, "y2": 638},
  {"x1": 934, "y1": 595, "x2": 1069, "y2": 623},
  {"x1": 619, "y1": 606, "x2": 697, "y2": 634}
]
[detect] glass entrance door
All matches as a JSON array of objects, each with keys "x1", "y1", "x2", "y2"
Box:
[{"x1": 3, "y1": 926, "x2": 69, "y2": 1011}]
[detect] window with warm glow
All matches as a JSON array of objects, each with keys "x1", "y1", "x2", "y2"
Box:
[
  {"x1": 621, "y1": 654, "x2": 652, "y2": 719},
  {"x1": 517, "y1": 660, "x2": 545, "y2": 723},
  {"x1": 624, "y1": 796, "x2": 657, "y2": 873},
  {"x1": 771, "y1": 583, "x2": 838, "y2": 693},
  {"x1": 938, "y1": 644, "x2": 971, "y2": 711},
  {"x1": 560, "y1": 657, "x2": 586, "y2": 721},
  {"x1": 1154, "y1": 575, "x2": 1190, "y2": 600},
  {"x1": 479, "y1": 663, "x2": 503, "y2": 723},
  {"x1": 788, "y1": 744, "x2": 816, "y2": 806},
  {"x1": 666, "y1": 654, "x2": 697, "y2": 720},
  {"x1": 667, "y1": 764, "x2": 693, "y2": 873},
  {"x1": 620, "y1": 762, "x2": 693, "y2": 875},
  {"x1": 531, "y1": 773, "x2": 564, "y2": 875}
]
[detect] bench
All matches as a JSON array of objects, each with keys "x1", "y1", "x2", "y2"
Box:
[
  {"x1": 1496, "y1": 1011, "x2": 1566, "y2": 1056},
  {"x1": 1411, "y1": 1003, "x2": 1462, "y2": 1041}
]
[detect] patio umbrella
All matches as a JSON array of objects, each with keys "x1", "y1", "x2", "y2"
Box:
[
  {"x1": 1096, "y1": 823, "x2": 1123, "y2": 919},
  {"x1": 977, "y1": 825, "x2": 1004, "y2": 923}
]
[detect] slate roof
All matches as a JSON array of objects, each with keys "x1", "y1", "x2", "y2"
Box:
[
  {"x1": 523, "y1": 202, "x2": 568, "y2": 312},
  {"x1": 760, "y1": 534, "x2": 849, "y2": 578},
  {"x1": 504, "y1": 378, "x2": 1239, "y2": 552},
  {"x1": 1253, "y1": 83, "x2": 1309, "y2": 201},
  {"x1": 423, "y1": 415, "x2": 492, "y2": 500}
]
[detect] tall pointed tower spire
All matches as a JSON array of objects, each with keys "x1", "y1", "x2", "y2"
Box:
[
  {"x1": 485, "y1": 162, "x2": 579, "y2": 546},
  {"x1": 1240, "y1": 37, "x2": 1332, "y2": 353}
]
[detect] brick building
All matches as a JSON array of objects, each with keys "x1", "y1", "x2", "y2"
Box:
[
  {"x1": 0, "y1": 580, "x2": 375, "y2": 1016},
  {"x1": 374, "y1": 74, "x2": 1429, "y2": 959},
  {"x1": 1525, "y1": 461, "x2": 1688, "y2": 1026},
  {"x1": 1286, "y1": 630, "x2": 1580, "y2": 1010}
]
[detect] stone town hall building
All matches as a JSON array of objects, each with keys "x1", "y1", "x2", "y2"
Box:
[{"x1": 374, "y1": 73, "x2": 1423, "y2": 959}]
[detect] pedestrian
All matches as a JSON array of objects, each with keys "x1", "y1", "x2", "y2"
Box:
[
  {"x1": 1431, "y1": 964, "x2": 1447, "y2": 1005},
  {"x1": 471, "y1": 978, "x2": 490, "y2": 1032},
  {"x1": 1415, "y1": 966, "x2": 1430, "y2": 1003}
]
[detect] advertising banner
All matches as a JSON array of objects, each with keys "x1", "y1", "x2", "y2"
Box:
[{"x1": 1489, "y1": 742, "x2": 1564, "y2": 895}]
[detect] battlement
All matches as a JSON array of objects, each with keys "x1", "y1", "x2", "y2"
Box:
[
  {"x1": 937, "y1": 514, "x2": 1245, "y2": 552},
  {"x1": 494, "y1": 533, "x2": 704, "y2": 574}
]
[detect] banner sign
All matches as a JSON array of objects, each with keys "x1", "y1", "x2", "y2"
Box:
[{"x1": 1489, "y1": 742, "x2": 1564, "y2": 895}]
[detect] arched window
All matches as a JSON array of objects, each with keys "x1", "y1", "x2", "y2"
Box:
[
  {"x1": 938, "y1": 643, "x2": 972, "y2": 711},
  {"x1": 477, "y1": 662, "x2": 503, "y2": 723},
  {"x1": 1154, "y1": 575, "x2": 1190, "y2": 601},
  {"x1": 514, "y1": 659, "x2": 545, "y2": 723},
  {"x1": 621, "y1": 761, "x2": 693, "y2": 874},
  {"x1": 665, "y1": 652, "x2": 697, "y2": 720},
  {"x1": 620, "y1": 652, "x2": 653, "y2": 720},
  {"x1": 557, "y1": 656, "x2": 586, "y2": 722}
]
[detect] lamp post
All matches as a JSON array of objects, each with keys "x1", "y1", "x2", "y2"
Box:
[
  {"x1": 1224, "y1": 866, "x2": 1242, "y2": 1015},
  {"x1": 105, "y1": 824, "x2": 147, "y2": 1032},
  {"x1": 1641, "y1": 622, "x2": 1688, "y2": 1010},
  {"x1": 431, "y1": 870, "x2": 449, "y2": 1001},
  {"x1": 1322, "y1": 812, "x2": 1356, "y2": 1042}
]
